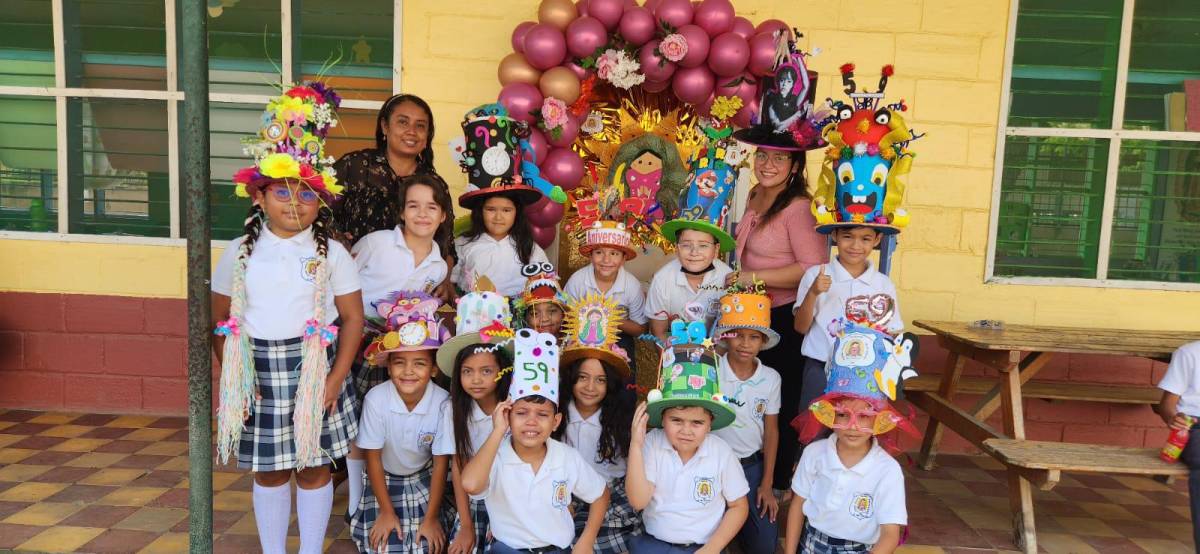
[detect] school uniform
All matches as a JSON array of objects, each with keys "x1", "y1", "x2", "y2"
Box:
[
  {"x1": 211, "y1": 227, "x2": 360, "y2": 471},
  {"x1": 644, "y1": 259, "x2": 732, "y2": 329},
  {"x1": 471, "y1": 437, "x2": 607, "y2": 552},
  {"x1": 453, "y1": 234, "x2": 549, "y2": 297},
  {"x1": 433, "y1": 400, "x2": 495, "y2": 554},
  {"x1": 1157, "y1": 340, "x2": 1200, "y2": 548},
  {"x1": 562, "y1": 404, "x2": 643, "y2": 553},
  {"x1": 713, "y1": 354, "x2": 782, "y2": 554},
  {"x1": 791, "y1": 435, "x2": 907, "y2": 553},
  {"x1": 350, "y1": 381, "x2": 455, "y2": 553},
  {"x1": 633, "y1": 430, "x2": 750, "y2": 552}
]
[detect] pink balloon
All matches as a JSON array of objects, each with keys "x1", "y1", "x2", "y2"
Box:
[
  {"x1": 729, "y1": 16, "x2": 754, "y2": 40},
  {"x1": 564, "y1": 61, "x2": 590, "y2": 80},
  {"x1": 696, "y1": 92, "x2": 716, "y2": 116},
  {"x1": 676, "y1": 24, "x2": 709, "y2": 68},
  {"x1": 532, "y1": 225, "x2": 558, "y2": 249},
  {"x1": 524, "y1": 128, "x2": 549, "y2": 164},
  {"x1": 513, "y1": 21, "x2": 536, "y2": 53},
  {"x1": 626, "y1": 0, "x2": 639, "y2": 8},
  {"x1": 672, "y1": 65, "x2": 715, "y2": 104},
  {"x1": 541, "y1": 147, "x2": 585, "y2": 190},
  {"x1": 619, "y1": 7, "x2": 656, "y2": 46},
  {"x1": 526, "y1": 196, "x2": 566, "y2": 227},
  {"x1": 748, "y1": 32, "x2": 778, "y2": 77},
  {"x1": 566, "y1": 16, "x2": 609, "y2": 58},
  {"x1": 643, "y1": 0, "x2": 661, "y2": 11},
  {"x1": 643, "y1": 78, "x2": 671, "y2": 93},
  {"x1": 655, "y1": 0, "x2": 693, "y2": 28},
  {"x1": 524, "y1": 24, "x2": 568, "y2": 70},
  {"x1": 733, "y1": 94, "x2": 758, "y2": 128},
  {"x1": 755, "y1": 19, "x2": 788, "y2": 38},
  {"x1": 498, "y1": 82, "x2": 543, "y2": 123},
  {"x1": 588, "y1": 0, "x2": 624, "y2": 30},
  {"x1": 693, "y1": 0, "x2": 734, "y2": 36},
  {"x1": 639, "y1": 40, "x2": 677, "y2": 82},
  {"x1": 546, "y1": 114, "x2": 581, "y2": 148},
  {"x1": 707, "y1": 32, "x2": 748, "y2": 77},
  {"x1": 576, "y1": 0, "x2": 589, "y2": 16}
]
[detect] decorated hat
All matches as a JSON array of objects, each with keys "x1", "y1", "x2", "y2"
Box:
[
  {"x1": 645, "y1": 320, "x2": 736, "y2": 430},
  {"x1": 810, "y1": 64, "x2": 921, "y2": 235},
  {"x1": 451, "y1": 103, "x2": 564, "y2": 209},
  {"x1": 659, "y1": 126, "x2": 741, "y2": 253},
  {"x1": 509, "y1": 328, "x2": 561, "y2": 404},
  {"x1": 560, "y1": 292, "x2": 631, "y2": 378},
  {"x1": 518, "y1": 261, "x2": 567, "y2": 311},
  {"x1": 232, "y1": 82, "x2": 344, "y2": 203},
  {"x1": 436, "y1": 276, "x2": 515, "y2": 376},
  {"x1": 578, "y1": 220, "x2": 638, "y2": 260},
  {"x1": 362, "y1": 291, "x2": 452, "y2": 366},
  {"x1": 713, "y1": 278, "x2": 780, "y2": 350},
  {"x1": 732, "y1": 29, "x2": 824, "y2": 152}
]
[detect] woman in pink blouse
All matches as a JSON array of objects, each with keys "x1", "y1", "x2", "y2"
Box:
[{"x1": 732, "y1": 147, "x2": 828, "y2": 491}]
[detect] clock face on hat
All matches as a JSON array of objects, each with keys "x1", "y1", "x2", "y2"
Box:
[
  {"x1": 398, "y1": 322, "x2": 428, "y2": 346},
  {"x1": 480, "y1": 144, "x2": 511, "y2": 177}
]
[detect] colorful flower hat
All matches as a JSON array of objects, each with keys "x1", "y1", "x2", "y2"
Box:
[
  {"x1": 645, "y1": 320, "x2": 736, "y2": 430},
  {"x1": 732, "y1": 29, "x2": 824, "y2": 152},
  {"x1": 509, "y1": 328, "x2": 561, "y2": 404},
  {"x1": 712, "y1": 278, "x2": 780, "y2": 350},
  {"x1": 232, "y1": 82, "x2": 343, "y2": 203},
  {"x1": 362, "y1": 291, "x2": 452, "y2": 366},
  {"x1": 577, "y1": 220, "x2": 638, "y2": 260},
  {"x1": 810, "y1": 64, "x2": 921, "y2": 235},
  {"x1": 659, "y1": 126, "x2": 740, "y2": 253},
  {"x1": 560, "y1": 292, "x2": 631, "y2": 378},
  {"x1": 436, "y1": 276, "x2": 514, "y2": 377},
  {"x1": 451, "y1": 103, "x2": 565, "y2": 209}
]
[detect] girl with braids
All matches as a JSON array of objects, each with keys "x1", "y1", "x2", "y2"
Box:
[{"x1": 211, "y1": 82, "x2": 364, "y2": 554}]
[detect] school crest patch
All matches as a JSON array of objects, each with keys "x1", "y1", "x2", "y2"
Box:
[
  {"x1": 552, "y1": 480, "x2": 569, "y2": 509},
  {"x1": 753, "y1": 398, "x2": 767, "y2": 420},
  {"x1": 417, "y1": 431, "x2": 435, "y2": 449},
  {"x1": 693, "y1": 477, "x2": 715, "y2": 505},
  {"x1": 849, "y1": 493, "x2": 874, "y2": 520},
  {"x1": 300, "y1": 257, "x2": 319, "y2": 282}
]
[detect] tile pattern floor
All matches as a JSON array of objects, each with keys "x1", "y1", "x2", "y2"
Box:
[{"x1": 0, "y1": 409, "x2": 1194, "y2": 553}]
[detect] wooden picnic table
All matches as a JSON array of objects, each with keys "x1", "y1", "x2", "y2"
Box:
[{"x1": 907, "y1": 320, "x2": 1198, "y2": 554}]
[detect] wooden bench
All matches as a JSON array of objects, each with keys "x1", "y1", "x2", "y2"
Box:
[
  {"x1": 981, "y1": 439, "x2": 1187, "y2": 491},
  {"x1": 904, "y1": 375, "x2": 1160, "y2": 405}
]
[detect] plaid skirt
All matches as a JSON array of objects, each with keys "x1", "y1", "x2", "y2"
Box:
[
  {"x1": 448, "y1": 494, "x2": 490, "y2": 553},
  {"x1": 801, "y1": 522, "x2": 869, "y2": 554},
  {"x1": 353, "y1": 329, "x2": 389, "y2": 417},
  {"x1": 237, "y1": 336, "x2": 357, "y2": 472},
  {"x1": 570, "y1": 476, "x2": 642, "y2": 554},
  {"x1": 351, "y1": 462, "x2": 455, "y2": 553}
]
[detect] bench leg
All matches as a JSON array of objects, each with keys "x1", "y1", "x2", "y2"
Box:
[
  {"x1": 918, "y1": 351, "x2": 965, "y2": 470},
  {"x1": 999, "y1": 352, "x2": 1037, "y2": 554}
]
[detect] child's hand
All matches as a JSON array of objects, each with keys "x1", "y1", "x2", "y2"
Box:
[
  {"x1": 447, "y1": 523, "x2": 475, "y2": 554},
  {"x1": 368, "y1": 510, "x2": 401, "y2": 552},
  {"x1": 1171, "y1": 413, "x2": 1194, "y2": 432},
  {"x1": 758, "y1": 483, "x2": 779, "y2": 522},
  {"x1": 572, "y1": 537, "x2": 596, "y2": 553},
  {"x1": 808, "y1": 264, "x2": 831, "y2": 297},
  {"x1": 631, "y1": 401, "x2": 650, "y2": 447},
  {"x1": 416, "y1": 515, "x2": 445, "y2": 554},
  {"x1": 491, "y1": 400, "x2": 513, "y2": 435},
  {"x1": 323, "y1": 374, "x2": 343, "y2": 414}
]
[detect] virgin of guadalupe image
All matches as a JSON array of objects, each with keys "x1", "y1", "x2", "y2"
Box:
[
  {"x1": 577, "y1": 306, "x2": 607, "y2": 345},
  {"x1": 764, "y1": 64, "x2": 811, "y2": 133}
]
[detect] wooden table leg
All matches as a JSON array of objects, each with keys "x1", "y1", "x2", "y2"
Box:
[
  {"x1": 998, "y1": 351, "x2": 1037, "y2": 554},
  {"x1": 918, "y1": 350, "x2": 966, "y2": 470}
]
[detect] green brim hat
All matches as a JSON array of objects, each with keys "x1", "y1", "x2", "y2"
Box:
[
  {"x1": 645, "y1": 327, "x2": 736, "y2": 431},
  {"x1": 659, "y1": 219, "x2": 736, "y2": 254}
]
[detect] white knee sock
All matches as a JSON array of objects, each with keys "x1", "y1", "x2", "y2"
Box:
[
  {"x1": 252, "y1": 481, "x2": 291, "y2": 554},
  {"x1": 296, "y1": 481, "x2": 334, "y2": 554},
  {"x1": 346, "y1": 457, "x2": 365, "y2": 516}
]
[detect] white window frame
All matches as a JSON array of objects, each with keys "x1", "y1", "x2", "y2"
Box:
[
  {"x1": 0, "y1": 0, "x2": 404, "y2": 246},
  {"x1": 986, "y1": 0, "x2": 1200, "y2": 291}
]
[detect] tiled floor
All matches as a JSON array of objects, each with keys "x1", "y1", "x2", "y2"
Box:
[{"x1": 0, "y1": 408, "x2": 1194, "y2": 553}]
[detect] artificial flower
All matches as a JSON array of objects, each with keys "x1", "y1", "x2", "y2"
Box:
[
  {"x1": 596, "y1": 49, "x2": 620, "y2": 80},
  {"x1": 285, "y1": 85, "x2": 321, "y2": 101},
  {"x1": 659, "y1": 34, "x2": 688, "y2": 63},
  {"x1": 710, "y1": 95, "x2": 743, "y2": 121},
  {"x1": 260, "y1": 152, "x2": 301, "y2": 179},
  {"x1": 233, "y1": 166, "x2": 261, "y2": 186},
  {"x1": 581, "y1": 111, "x2": 604, "y2": 135},
  {"x1": 269, "y1": 95, "x2": 312, "y2": 124},
  {"x1": 541, "y1": 97, "x2": 569, "y2": 130}
]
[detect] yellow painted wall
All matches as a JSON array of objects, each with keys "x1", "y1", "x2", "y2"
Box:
[{"x1": 2, "y1": 0, "x2": 1199, "y2": 330}]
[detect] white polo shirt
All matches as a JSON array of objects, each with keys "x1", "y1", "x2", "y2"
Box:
[
  {"x1": 352, "y1": 226, "x2": 448, "y2": 315},
  {"x1": 641, "y1": 430, "x2": 750, "y2": 545},
  {"x1": 644, "y1": 259, "x2": 732, "y2": 328},
  {"x1": 563, "y1": 403, "x2": 626, "y2": 481},
  {"x1": 452, "y1": 234, "x2": 549, "y2": 297},
  {"x1": 212, "y1": 227, "x2": 360, "y2": 340},
  {"x1": 471, "y1": 438, "x2": 607, "y2": 549},
  {"x1": 791, "y1": 435, "x2": 907, "y2": 545},
  {"x1": 793, "y1": 258, "x2": 904, "y2": 362},
  {"x1": 564, "y1": 265, "x2": 648, "y2": 324},
  {"x1": 1159, "y1": 341, "x2": 1200, "y2": 418},
  {"x1": 432, "y1": 399, "x2": 494, "y2": 458},
  {"x1": 713, "y1": 354, "x2": 782, "y2": 459},
  {"x1": 355, "y1": 381, "x2": 451, "y2": 476}
]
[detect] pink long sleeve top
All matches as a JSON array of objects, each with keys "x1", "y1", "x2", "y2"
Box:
[{"x1": 734, "y1": 198, "x2": 830, "y2": 307}]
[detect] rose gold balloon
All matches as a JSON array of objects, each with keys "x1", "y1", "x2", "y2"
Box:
[
  {"x1": 539, "y1": 66, "x2": 583, "y2": 104},
  {"x1": 538, "y1": 0, "x2": 579, "y2": 31},
  {"x1": 498, "y1": 52, "x2": 543, "y2": 86}
]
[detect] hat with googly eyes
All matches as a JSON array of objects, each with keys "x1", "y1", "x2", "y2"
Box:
[{"x1": 713, "y1": 292, "x2": 780, "y2": 350}]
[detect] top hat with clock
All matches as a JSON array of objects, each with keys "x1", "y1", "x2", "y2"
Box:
[{"x1": 452, "y1": 103, "x2": 545, "y2": 210}]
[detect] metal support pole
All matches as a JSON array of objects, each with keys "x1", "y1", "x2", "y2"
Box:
[{"x1": 180, "y1": 0, "x2": 213, "y2": 551}]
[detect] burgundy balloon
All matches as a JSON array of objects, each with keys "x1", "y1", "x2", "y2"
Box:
[
  {"x1": 512, "y1": 21, "x2": 537, "y2": 53},
  {"x1": 729, "y1": 16, "x2": 755, "y2": 40},
  {"x1": 541, "y1": 147, "x2": 585, "y2": 191},
  {"x1": 639, "y1": 40, "x2": 677, "y2": 82},
  {"x1": 732, "y1": 94, "x2": 758, "y2": 128},
  {"x1": 747, "y1": 31, "x2": 778, "y2": 77},
  {"x1": 576, "y1": 0, "x2": 589, "y2": 16},
  {"x1": 755, "y1": 18, "x2": 788, "y2": 38},
  {"x1": 524, "y1": 128, "x2": 549, "y2": 164},
  {"x1": 696, "y1": 92, "x2": 716, "y2": 116},
  {"x1": 523, "y1": 24, "x2": 568, "y2": 70},
  {"x1": 671, "y1": 65, "x2": 715, "y2": 104},
  {"x1": 626, "y1": 0, "x2": 639, "y2": 8},
  {"x1": 654, "y1": 0, "x2": 693, "y2": 28},
  {"x1": 531, "y1": 225, "x2": 558, "y2": 249},
  {"x1": 643, "y1": 78, "x2": 671, "y2": 93},
  {"x1": 693, "y1": 0, "x2": 734, "y2": 36},
  {"x1": 707, "y1": 32, "x2": 749, "y2": 77},
  {"x1": 676, "y1": 24, "x2": 709, "y2": 68},
  {"x1": 619, "y1": 6, "x2": 656, "y2": 46},
  {"x1": 566, "y1": 16, "x2": 609, "y2": 58},
  {"x1": 546, "y1": 114, "x2": 581, "y2": 148},
  {"x1": 564, "y1": 61, "x2": 590, "y2": 80},
  {"x1": 498, "y1": 82, "x2": 543, "y2": 123},
  {"x1": 587, "y1": 0, "x2": 624, "y2": 30},
  {"x1": 643, "y1": 0, "x2": 661, "y2": 11},
  {"x1": 526, "y1": 196, "x2": 566, "y2": 227}
]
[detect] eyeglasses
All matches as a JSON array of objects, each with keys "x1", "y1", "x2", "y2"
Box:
[
  {"x1": 831, "y1": 405, "x2": 880, "y2": 432},
  {"x1": 754, "y1": 151, "x2": 793, "y2": 166},
  {"x1": 677, "y1": 242, "x2": 716, "y2": 253},
  {"x1": 268, "y1": 185, "x2": 320, "y2": 205}
]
